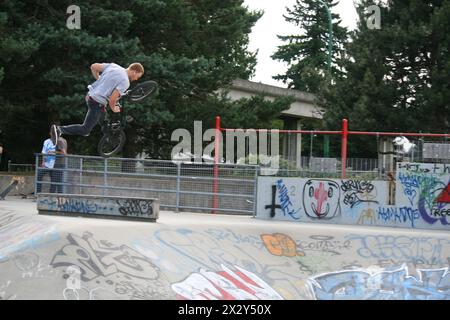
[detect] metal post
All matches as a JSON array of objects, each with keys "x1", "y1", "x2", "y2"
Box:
[
  {"x1": 318, "y1": 0, "x2": 333, "y2": 75},
  {"x1": 341, "y1": 119, "x2": 348, "y2": 179},
  {"x1": 34, "y1": 154, "x2": 39, "y2": 196},
  {"x1": 213, "y1": 116, "x2": 221, "y2": 214},
  {"x1": 8, "y1": 160, "x2": 11, "y2": 173},
  {"x1": 103, "y1": 157, "x2": 108, "y2": 196},
  {"x1": 176, "y1": 162, "x2": 181, "y2": 213},
  {"x1": 252, "y1": 166, "x2": 259, "y2": 218},
  {"x1": 79, "y1": 157, "x2": 83, "y2": 195}
]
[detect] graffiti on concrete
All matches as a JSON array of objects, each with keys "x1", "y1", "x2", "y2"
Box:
[
  {"x1": 51, "y1": 232, "x2": 174, "y2": 300},
  {"x1": 299, "y1": 235, "x2": 352, "y2": 257},
  {"x1": 340, "y1": 180, "x2": 378, "y2": 209},
  {"x1": 308, "y1": 265, "x2": 450, "y2": 300},
  {"x1": 0, "y1": 281, "x2": 16, "y2": 300},
  {"x1": 348, "y1": 234, "x2": 450, "y2": 267},
  {"x1": 357, "y1": 209, "x2": 376, "y2": 225},
  {"x1": 264, "y1": 185, "x2": 281, "y2": 218},
  {"x1": 116, "y1": 199, "x2": 154, "y2": 217},
  {"x1": 377, "y1": 206, "x2": 420, "y2": 228},
  {"x1": 275, "y1": 180, "x2": 300, "y2": 220},
  {"x1": 261, "y1": 233, "x2": 305, "y2": 257},
  {"x1": 0, "y1": 213, "x2": 59, "y2": 262},
  {"x1": 302, "y1": 179, "x2": 341, "y2": 220},
  {"x1": 171, "y1": 264, "x2": 284, "y2": 300}
]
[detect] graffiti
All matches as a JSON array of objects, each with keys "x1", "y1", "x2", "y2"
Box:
[
  {"x1": 57, "y1": 197, "x2": 98, "y2": 214},
  {"x1": 348, "y1": 235, "x2": 450, "y2": 267},
  {"x1": 437, "y1": 183, "x2": 450, "y2": 203},
  {"x1": 114, "y1": 279, "x2": 172, "y2": 300},
  {"x1": 302, "y1": 180, "x2": 340, "y2": 220},
  {"x1": 398, "y1": 162, "x2": 450, "y2": 175},
  {"x1": 340, "y1": 180, "x2": 378, "y2": 208},
  {"x1": 117, "y1": 199, "x2": 154, "y2": 217},
  {"x1": 205, "y1": 228, "x2": 262, "y2": 248},
  {"x1": 397, "y1": 173, "x2": 419, "y2": 206},
  {"x1": 275, "y1": 180, "x2": 300, "y2": 220},
  {"x1": 299, "y1": 235, "x2": 351, "y2": 256},
  {"x1": 0, "y1": 281, "x2": 16, "y2": 300},
  {"x1": 51, "y1": 232, "x2": 160, "y2": 281},
  {"x1": 261, "y1": 233, "x2": 304, "y2": 257},
  {"x1": 51, "y1": 232, "x2": 175, "y2": 299},
  {"x1": 0, "y1": 213, "x2": 59, "y2": 262},
  {"x1": 265, "y1": 185, "x2": 281, "y2": 218},
  {"x1": 171, "y1": 264, "x2": 284, "y2": 300},
  {"x1": 377, "y1": 207, "x2": 420, "y2": 228},
  {"x1": 357, "y1": 209, "x2": 376, "y2": 225},
  {"x1": 308, "y1": 265, "x2": 450, "y2": 300}
]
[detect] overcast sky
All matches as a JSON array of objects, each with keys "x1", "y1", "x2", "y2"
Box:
[{"x1": 243, "y1": 0, "x2": 359, "y2": 87}]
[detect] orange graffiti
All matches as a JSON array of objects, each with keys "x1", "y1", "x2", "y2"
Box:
[{"x1": 261, "y1": 233, "x2": 305, "y2": 257}]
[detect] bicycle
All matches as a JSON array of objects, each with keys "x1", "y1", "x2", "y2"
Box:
[{"x1": 97, "y1": 80, "x2": 158, "y2": 157}]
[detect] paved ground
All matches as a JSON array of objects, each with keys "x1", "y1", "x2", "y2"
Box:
[{"x1": 0, "y1": 196, "x2": 449, "y2": 300}]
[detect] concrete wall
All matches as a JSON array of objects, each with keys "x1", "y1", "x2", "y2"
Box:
[
  {"x1": 37, "y1": 193, "x2": 159, "y2": 221},
  {"x1": 256, "y1": 162, "x2": 450, "y2": 231},
  {"x1": 0, "y1": 175, "x2": 34, "y2": 196}
]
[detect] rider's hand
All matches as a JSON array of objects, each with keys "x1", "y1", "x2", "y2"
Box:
[{"x1": 111, "y1": 103, "x2": 121, "y2": 113}]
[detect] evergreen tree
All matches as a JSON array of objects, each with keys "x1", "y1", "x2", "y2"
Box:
[
  {"x1": 0, "y1": 0, "x2": 292, "y2": 163},
  {"x1": 323, "y1": 0, "x2": 450, "y2": 158},
  {"x1": 272, "y1": 0, "x2": 348, "y2": 93}
]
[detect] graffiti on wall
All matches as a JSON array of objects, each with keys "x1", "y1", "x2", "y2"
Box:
[
  {"x1": 116, "y1": 199, "x2": 154, "y2": 217},
  {"x1": 261, "y1": 233, "x2": 305, "y2": 257},
  {"x1": 377, "y1": 206, "x2": 420, "y2": 228},
  {"x1": 347, "y1": 234, "x2": 450, "y2": 267},
  {"x1": 340, "y1": 180, "x2": 378, "y2": 209},
  {"x1": 171, "y1": 264, "x2": 284, "y2": 300},
  {"x1": 302, "y1": 179, "x2": 341, "y2": 220},
  {"x1": 308, "y1": 265, "x2": 450, "y2": 300},
  {"x1": 51, "y1": 232, "x2": 174, "y2": 300},
  {"x1": 397, "y1": 162, "x2": 450, "y2": 226},
  {"x1": 264, "y1": 180, "x2": 300, "y2": 220}
]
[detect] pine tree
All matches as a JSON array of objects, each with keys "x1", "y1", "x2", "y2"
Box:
[
  {"x1": 322, "y1": 0, "x2": 450, "y2": 158},
  {"x1": 272, "y1": 0, "x2": 348, "y2": 93},
  {"x1": 0, "y1": 0, "x2": 292, "y2": 163}
]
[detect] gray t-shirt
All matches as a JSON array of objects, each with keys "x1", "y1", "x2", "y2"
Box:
[{"x1": 88, "y1": 63, "x2": 130, "y2": 105}]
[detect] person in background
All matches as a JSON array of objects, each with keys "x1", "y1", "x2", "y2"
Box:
[
  {"x1": 36, "y1": 129, "x2": 56, "y2": 193},
  {"x1": 52, "y1": 135, "x2": 68, "y2": 194}
]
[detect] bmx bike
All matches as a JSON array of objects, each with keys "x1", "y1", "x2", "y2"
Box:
[{"x1": 97, "y1": 80, "x2": 158, "y2": 157}]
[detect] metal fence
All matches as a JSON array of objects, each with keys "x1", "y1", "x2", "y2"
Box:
[
  {"x1": 35, "y1": 154, "x2": 258, "y2": 215},
  {"x1": 7, "y1": 161, "x2": 35, "y2": 173}
]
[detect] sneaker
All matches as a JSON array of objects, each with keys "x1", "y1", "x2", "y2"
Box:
[{"x1": 51, "y1": 124, "x2": 59, "y2": 146}]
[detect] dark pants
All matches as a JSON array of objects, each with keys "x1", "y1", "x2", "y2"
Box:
[
  {"x1": 59, "y1": 98, "x2": 105, "y2": 136},
  {"x1": 52, "y1": 164, "x2": 64, "y2": 194}
]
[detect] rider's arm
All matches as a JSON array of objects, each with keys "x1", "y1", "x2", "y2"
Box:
[
  {"x1": 90, "y1": 63, "x2": 104, "y2": 80},
  {"x1": 108, "y1": 89, "x2": 121, "y2": 113}
]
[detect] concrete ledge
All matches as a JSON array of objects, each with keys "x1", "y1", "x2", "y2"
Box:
[{"x1": 37, "y1": 193, "x2": 159, "y2": 222}]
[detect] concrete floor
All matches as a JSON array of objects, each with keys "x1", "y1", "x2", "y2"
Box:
[{"x1": 0, "y1": 196, "x2": 449, "y2": 300}]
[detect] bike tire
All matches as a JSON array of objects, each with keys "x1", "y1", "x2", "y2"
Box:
[
  {"x1": 127, "y1": 81, "x2": 158, "y2": 103},
  {"x1": 98, "y1": 130, "x2": 126, "y2": 158}
]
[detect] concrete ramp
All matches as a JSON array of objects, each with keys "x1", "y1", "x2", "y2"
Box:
[
  {"x1": 37, "y1": 194, "x2": 159, "y2": 222},
  {"x1": 0, "y1": 197, "x2": 449, "y2": 300}
]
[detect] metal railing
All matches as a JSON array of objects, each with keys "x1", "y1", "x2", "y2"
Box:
[
  {"x1": 7, "y1": 161, "x2": 35, "y2": 173},
  {"x1": 35, "y1": 154, "x2": 258, "y2": 215}
]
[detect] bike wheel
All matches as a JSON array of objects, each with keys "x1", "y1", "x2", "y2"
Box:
[
  {"x1": 98, "y1": 130, "x2": 126, "y2": 157},
  {"x1": 127, "y1": 81, "x2": 158, "y2": 102}
]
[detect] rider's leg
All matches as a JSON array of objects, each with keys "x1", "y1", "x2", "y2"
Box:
[{"x1": 58, "y1": 100, "x2": 105, "y2": 136}]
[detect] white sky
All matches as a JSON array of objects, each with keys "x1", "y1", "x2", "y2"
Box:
[{"x1": 244, "y1": 0, "x2": 359, "y2": 87}]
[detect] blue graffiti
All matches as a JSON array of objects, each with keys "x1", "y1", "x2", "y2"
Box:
[
  {"x1": 377, "y1": 207, "x2": 420, "y2": 228},
  {"x1": 276, "y1": 180, "x2": 300, "y2": 220},
  {"x1": 347, "y1": 235, "x2": 449, "y2": 266},
  {"x1": 57, "y1": 198, "x2": 98, "y2": 214},
  {"x1": 309, "y1": 266, "x2": 450, "y2": 300}
]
